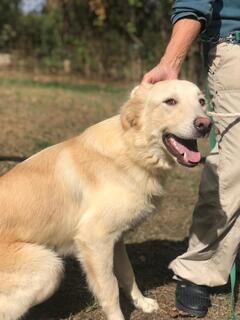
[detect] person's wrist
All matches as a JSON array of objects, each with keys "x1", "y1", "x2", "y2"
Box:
[
  {"x1": 155, "y1": 59, "x2": 180, "y2": 79},
  {"x1": 160, "y1": 56, "x2": 181, "y2": 75}
]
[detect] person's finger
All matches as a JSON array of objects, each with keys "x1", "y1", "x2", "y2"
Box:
[{"x1": 142, "y1": 72, "x2": 153, "y2": 84}]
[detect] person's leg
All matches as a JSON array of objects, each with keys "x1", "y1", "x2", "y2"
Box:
[{"x1": 170, "y1": 42, "x2": 240, "y2": 314}]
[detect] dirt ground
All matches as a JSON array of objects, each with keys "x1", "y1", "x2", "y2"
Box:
[{"x1": 0, "y1": 71, "x2": 239, "y2": 320}]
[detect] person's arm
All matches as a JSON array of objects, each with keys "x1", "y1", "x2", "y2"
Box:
[
  {"x1": 142, "y1": 18, "x2": 201, "y2": 83},
  {"x1": 142, "y1": 0, "x2": 215, "y2": 83}
]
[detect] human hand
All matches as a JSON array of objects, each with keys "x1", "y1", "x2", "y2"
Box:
[{"x1": 142, "y1": 62, "x2": 179, "y2": 84}]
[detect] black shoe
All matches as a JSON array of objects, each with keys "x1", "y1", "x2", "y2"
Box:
[{"x1": 175, "y1": 279, "x2": 211, "y2": 317}]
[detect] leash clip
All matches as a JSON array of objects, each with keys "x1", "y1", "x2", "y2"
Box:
[{"x1": 220, "y1": 31, "x2": 240, "y2": 44}]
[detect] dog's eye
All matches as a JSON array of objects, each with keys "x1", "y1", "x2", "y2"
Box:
[
  {"x1": 164, "y1": 98, "x2": 177, "y2": 106},
  {"x1": 199, "y1": 98, "x2": 206, "y2": 106}
]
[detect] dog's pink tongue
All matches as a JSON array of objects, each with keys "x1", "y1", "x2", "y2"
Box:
[
  {"x1": 175, "y1": 141, "x2": 201, "y2": 163},
  {"x1": 185, "y1": 149, "x2": 201, "y2": 163}
]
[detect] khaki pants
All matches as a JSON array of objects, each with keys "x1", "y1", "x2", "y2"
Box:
[{"x1": 170, "y1": 42, "x2": 240, "y2": 287}]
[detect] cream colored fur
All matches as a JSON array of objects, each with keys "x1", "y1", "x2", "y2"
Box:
[{"x1": 0, "y1": 80, "x2": 207, "y2": 320}]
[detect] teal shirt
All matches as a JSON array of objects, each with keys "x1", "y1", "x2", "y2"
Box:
[{"x1": 171, "y1": 0, "x2": 240, "y2": 42}]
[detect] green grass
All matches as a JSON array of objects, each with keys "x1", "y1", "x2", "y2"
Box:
[{"x1": 0, "y1": 76, "x2": 127, "y2": 94}]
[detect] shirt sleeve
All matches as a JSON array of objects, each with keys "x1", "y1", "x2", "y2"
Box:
[{"x1": 171, "y1": 0, "x2": 215, "y2": 32}]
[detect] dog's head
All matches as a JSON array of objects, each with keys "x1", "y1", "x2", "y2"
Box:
[{"x1": 121, "y1": 80, "x2": 211, "y2": 168}]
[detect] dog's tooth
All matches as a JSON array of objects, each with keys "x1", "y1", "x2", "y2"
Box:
[
  {"x1": 170, "y1": 137, "x2": 177, "y2": 147},
  {"x1": 183, "y1": 152, "x2": 187, "y2": 161}
]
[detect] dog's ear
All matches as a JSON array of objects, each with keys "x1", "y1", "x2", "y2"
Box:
[
  {"x1": 130, "y1": 83, "x2": 152, "y2": 98},
  {"x1": 121, "y1": 98, "x2": 141, "y2": 130},
  {"x1": 121, "y1": 84, "x2": 152, "y2": 130},
  {"x1": 130, "y1": 85, "x2": 140, "y2": 98}
]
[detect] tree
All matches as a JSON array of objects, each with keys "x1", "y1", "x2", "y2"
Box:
[{"x1": 0, "y1": 0, "x2": 21, "y2": 51}]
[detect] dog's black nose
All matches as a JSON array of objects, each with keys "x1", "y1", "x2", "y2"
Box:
[{"x1": 194, "y1": 117, "x2": 212, "y2": 136}]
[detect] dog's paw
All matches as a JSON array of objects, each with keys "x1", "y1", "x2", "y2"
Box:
[{"x1": 134, "y1": 296, "x2": 159, "y2": 313}]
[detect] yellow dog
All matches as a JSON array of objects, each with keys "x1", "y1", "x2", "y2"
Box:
[{"x1": 0, "y1": 80, "x2": 210, "y2": 320}]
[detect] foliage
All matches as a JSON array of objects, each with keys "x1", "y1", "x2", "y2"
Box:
[
  {"x1": 0, "y1": 0, "x2": 20, "y2": 49},
  {"x1": 0, "y1": 0, "x2": 201, "y2": 81}
]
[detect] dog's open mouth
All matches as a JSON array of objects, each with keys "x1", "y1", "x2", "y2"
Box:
[{"x1": 163, "y1": 134, "x2": 201, "y2": 167}]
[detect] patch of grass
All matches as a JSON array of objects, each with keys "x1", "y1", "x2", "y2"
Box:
[
  {"x1": 0, "y1": 76, "x2": 127, "y2": 94},
  {"x1": 0, "y1": 74, "x2": 128, "y2": 159},
  {"x1": 32, "y1": 139, "x2": 53, "y2": 153}
]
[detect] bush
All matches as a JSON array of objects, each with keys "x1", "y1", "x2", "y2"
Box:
[{"x1": 0, "y1": 0, "x2": 202, "y2": 82}]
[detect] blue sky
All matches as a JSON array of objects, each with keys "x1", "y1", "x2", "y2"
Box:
[{"x1": 21, "y1": 0, "x2": 46, "y2": 13}]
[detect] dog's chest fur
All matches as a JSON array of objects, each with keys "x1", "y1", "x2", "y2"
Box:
[{"x1": 85, "y1": 166, "x2": 164, "y2": 236}]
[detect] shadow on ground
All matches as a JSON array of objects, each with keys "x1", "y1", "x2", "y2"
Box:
[{"x1": 24, "y1": 239, "x2": 188, "y2": 320}]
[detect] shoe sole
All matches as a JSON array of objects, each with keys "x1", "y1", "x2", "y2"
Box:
[{"x1": 176, "y1": 300, "x2": 207, "y2": 318}]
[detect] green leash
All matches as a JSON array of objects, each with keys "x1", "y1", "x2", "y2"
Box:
[
  {"x1": 229, "y1": 264, "x2": 238, "y2": 320},
  {"x1": 205, "y1": 83, "x2": 238, "y2": 320}
]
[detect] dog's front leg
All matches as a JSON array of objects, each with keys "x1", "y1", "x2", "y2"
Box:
[
  {"x1": 76, "y1": 238, "x2": 125, "y2": 320},
  {"x1": 114, "y1": 239, "x2": 159, "y2": 313}
]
